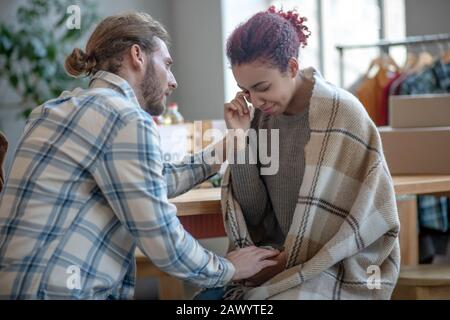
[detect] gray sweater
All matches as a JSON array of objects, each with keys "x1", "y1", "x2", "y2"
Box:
[{"x1": 230, "y1": 106, "x2": 310, "y2": 249}]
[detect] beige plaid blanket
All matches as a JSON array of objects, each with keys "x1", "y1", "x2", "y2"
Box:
[{"x1": 221, "y1": 69, "x2": 400, "y2": 300}]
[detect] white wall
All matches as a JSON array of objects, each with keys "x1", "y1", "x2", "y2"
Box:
[
  {"x1": 405, "y1": 0, "x2": 450, "y2": 37},
  {"x1": 221, "y1": 0, "x2": 269, "y2": 102},
  {"x1": 96, "y1": 0, "x2": 171, "y2": 36},
  {"x1": 169, "y1": 0, "x2": 225, "y2": 121}
]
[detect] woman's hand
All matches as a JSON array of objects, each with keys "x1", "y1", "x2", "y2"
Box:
[
  {"x1": 224, "y1": 91, "x2": 251, "y2": 131},
  {"x1": 227, "y1": 246, "x2": 279, "y2": 281}
]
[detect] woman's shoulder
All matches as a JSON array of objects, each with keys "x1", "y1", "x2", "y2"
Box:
[{"x1": 309, "y1": 68, "x2": 376, "y2": 129}]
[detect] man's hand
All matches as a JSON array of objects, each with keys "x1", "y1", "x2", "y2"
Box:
[
  {"x1": 227, "y1": 246, "x2": 279, "y2": 281},
  {"x1": 243, "y1": 251, "x2": 287, "y2": 287}
]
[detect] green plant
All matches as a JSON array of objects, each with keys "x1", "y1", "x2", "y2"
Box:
[{"x1": 0, "y1": 0, "x2": 98, "y2": 118}]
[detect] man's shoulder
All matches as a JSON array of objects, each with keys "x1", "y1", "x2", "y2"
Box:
[
  {"x1": 84, "y1": 87, "x2": 143, "y2": 118},
  {"x1": 67, "y1": 86, "x2": 151, "y2": 126},
  {"x1": 29, "y1": 87, "x2": 153, "y2": 139}
]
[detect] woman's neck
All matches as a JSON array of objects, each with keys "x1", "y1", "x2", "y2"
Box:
[{"x1": 284, "y1": 72, "x2": 314, "y2": 116}]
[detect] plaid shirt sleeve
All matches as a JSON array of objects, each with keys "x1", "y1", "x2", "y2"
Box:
[
  {"x1": 91, "y1": 116, "x2": 234, "y2": 288},
  {"x1": 163, "y1": 149, "x2": 216, "y2": 199}
]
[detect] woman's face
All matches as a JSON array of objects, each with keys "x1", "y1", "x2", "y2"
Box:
[{"x1": 231, "y1": 59, "x2": 297, "y2": 116}]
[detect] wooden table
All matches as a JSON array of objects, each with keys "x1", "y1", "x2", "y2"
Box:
[{"x1": 136, "y1": 175, "x2": 450, "y2": 298}]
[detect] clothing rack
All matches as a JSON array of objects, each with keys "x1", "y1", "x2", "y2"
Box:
[{"x1": 335, "y1": 33, "x2": 450, "y2": 87}]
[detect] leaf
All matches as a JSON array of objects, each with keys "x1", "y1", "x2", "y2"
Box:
[
  {"x1": 30, "y1": 38, "x2": 46, "y2": 58},
  {"x1": 46, "y1": 43, "x2": 57, "y2": 61},
  {"x1": 9, "y1": 74, "x2": 18, "y2": 88},
  {"x1": 0, "y1": 27, "x2": 14, "y2": 55},
  {"x1": 21, "y1": 108, "x2": 33, "y2": 119},
  {"x1": 55, "y1": 12, "x2": 68, "y2": 28},
  {"x1": 0, "y1": 0, "x2": 99, "y2": 119}
]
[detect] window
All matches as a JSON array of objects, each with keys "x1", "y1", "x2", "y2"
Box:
[
  {"x1": 221, "y1": 0, "x2": 269, "y2": 102},
  {"x1": 321, "y1": 0, "x2": 381, "y2": 86},
  {"x1": 222, "y1": 0, "x2": 405, "y2": 98},
  {"x1": 271, "y1": 0, "x2": 320, "y2": 71}
]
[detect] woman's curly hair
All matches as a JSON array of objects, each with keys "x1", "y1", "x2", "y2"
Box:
[{"x1": 226, "y1": 6, "x2": 311, "y2": 72}]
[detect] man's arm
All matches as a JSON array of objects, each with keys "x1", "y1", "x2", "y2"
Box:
[
  {"x1": 163, "y1": 131, "x2": 233, "y2": 198},
  {"x1": 162, "y1": 144, "x2": 219, "y2": 199},
  {"x1": 91, "y1": 118, "x2": 277, "y2": 287}
]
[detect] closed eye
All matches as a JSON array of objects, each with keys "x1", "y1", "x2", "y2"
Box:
[{"x1": 256, "y1": 85, "x2": 270, "y2": 92}]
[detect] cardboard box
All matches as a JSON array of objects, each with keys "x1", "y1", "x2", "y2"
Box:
[
  {"x1": 389, "y1": 94, "x2": 450, "y2": 128},
  {"x1": 379, "y1": 126, "x2": 450, "y2": 174}
]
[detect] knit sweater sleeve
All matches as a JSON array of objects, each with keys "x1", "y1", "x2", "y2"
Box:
[
  {"x1": 229, "y1": 110, "x2": 270, "y2": 226},
  {"x1": 230, "y1": 161, "x2": 270, "y2": 227}
]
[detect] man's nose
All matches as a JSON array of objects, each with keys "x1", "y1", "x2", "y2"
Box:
[{"x1": 168, "y1": 72, "x2": 178, "y2": 90}]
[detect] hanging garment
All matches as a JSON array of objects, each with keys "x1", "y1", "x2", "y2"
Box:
[
  {"x1": 347, "y1": 74, "x2": 366, "y2": 96},
  {"x1": 356, "y1": 67, "x2": 392, "y2": 125},
  {"x1": 388, "y1": 52, "x2": 420, "y2": 97},
  {"x1": 356, "y1": 55, "x2": 399, "y2": 126},
  {"x1": 419, "y1": 228, "x2": 450, "y2": 263},
  {"x1": 400, "y1": 59, "x2": 450, "y2": 95},
  {"x1": 380, "y1": 73, "x2": 402, "y2": 126},
  {"x1": 419, "y1": 196, "x2": 449, "y2": 232}
]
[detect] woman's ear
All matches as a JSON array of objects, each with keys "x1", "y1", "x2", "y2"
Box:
[{"x1": 287, "y1": 57, "x2": 299, "y2": 78}]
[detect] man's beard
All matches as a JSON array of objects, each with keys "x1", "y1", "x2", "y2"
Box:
[{"x1": 140, "y1": 62, "x2": 166, "y2": 116}]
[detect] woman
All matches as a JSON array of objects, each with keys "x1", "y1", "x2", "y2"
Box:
[{"x1": 216, "y1": 6, "x2": 400, "y2": 300}]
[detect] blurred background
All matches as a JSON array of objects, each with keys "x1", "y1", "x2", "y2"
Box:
[{"x1": 1, "y1": 0, "x2": 450, "y2": 171}]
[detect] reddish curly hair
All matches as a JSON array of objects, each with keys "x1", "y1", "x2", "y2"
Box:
[{"x1": 226, "y1": 6, "x2": 311, "y2": 72}]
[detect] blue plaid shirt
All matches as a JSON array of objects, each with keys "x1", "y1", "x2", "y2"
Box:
[{"x1": 0, "y1": 71, "x2": 234, "y2": 299}]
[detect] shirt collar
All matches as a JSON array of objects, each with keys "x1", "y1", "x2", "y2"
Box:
[{"x1": 89, "y1": 71, "x2": 141, "y2": 107}]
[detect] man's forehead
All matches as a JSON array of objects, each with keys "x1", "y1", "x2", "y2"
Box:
[{"x1": 154, "y1": 37, "x2": 172, "y2": 61}]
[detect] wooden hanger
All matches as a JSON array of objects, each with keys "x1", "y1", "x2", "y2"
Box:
[
  {"x1": 402, "y1": 52, "x2": 417, "y2": 72},
  {"x1": 365, "y1": 53, "x2": 399, "y2": 78},
  {"x1": 409, "y1": 51, "x2": 434, "y2": 74}
]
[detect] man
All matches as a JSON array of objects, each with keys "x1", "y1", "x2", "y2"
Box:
[{"x1": 0, "y1": 12, "x2": 278, "y2": 299}]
